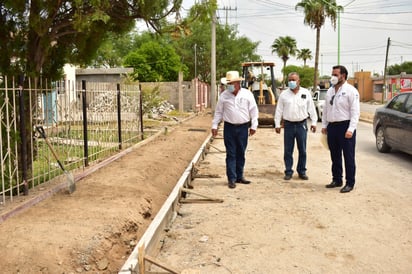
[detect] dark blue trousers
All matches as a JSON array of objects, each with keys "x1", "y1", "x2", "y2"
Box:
[
  {"x1": 327, "y1": 121, "x2": 356, "y2": 187},
  {"x1": 223, "y1": 122, "x2": 249, "y2": 182},
  {"x1": 283, "y1": 120, "x2": 308, "y2": 176}
]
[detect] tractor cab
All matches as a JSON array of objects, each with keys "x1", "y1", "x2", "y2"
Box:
[{"x1": 241, "y1": 62, "x2": 278, "y2": 126}]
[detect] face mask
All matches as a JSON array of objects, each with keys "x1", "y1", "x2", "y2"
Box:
[
  {"x1": 288, "y1": 81, "x2": 297, "y2": 90},
  {"x1": 330, "y1": 76, "x2": 339, "y2": 86},
  {"x1": 227, "y1": 84, "x2": 235, "y2": 93}
]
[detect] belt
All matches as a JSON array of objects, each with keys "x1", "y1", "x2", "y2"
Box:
[
  {"x1": 328, "y1": 120, "x2": 350, "y2": 125},
  {"x1": 224, "y1": 121, "x2": 250, "y2": 127},
  {"x1": 283, "y1": 119, "x2": 306, "y2": 124}
]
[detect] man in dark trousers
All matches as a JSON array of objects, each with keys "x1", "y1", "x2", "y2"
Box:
[
  {"x1": 322, "y1": 65, "x2": 360, "y2": 193},
  {"x1": 211, "y1": 71, "x2": 259, "y2": 189},
  {"x1": 274, "y1": 72, "x2": 317, "y2": 181}
]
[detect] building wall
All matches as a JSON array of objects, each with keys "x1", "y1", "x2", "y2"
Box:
[
  {"x1": 72, "y1": 67, "x2": 210, "y2": 112},
  {"x1": 75, "y1": 68, "x2": 133, "y2": 83},
  {"x1": 326, "y1": 71, "x2": 412, "y2": 103},
  {"x1": 348, "y1": 71, "x2": 373, "y2": 101},
  {"x1": 140, "y1": 81, "x2": 196, "y2": 112}
]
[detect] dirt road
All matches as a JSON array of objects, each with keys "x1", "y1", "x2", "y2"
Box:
[
  {"x1": 155, "y1": 122, "x2": 412, "y2": 273},
  {"x1": 0, "y1": 104, "x2": 411, "y2": 274}
]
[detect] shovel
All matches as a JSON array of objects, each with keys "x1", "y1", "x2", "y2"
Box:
[{"x1": 36, "y1": 126, "x2": 76, "y2": 194}]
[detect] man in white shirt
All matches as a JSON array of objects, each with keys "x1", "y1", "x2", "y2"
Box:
[
  {"x1": 212, "y1": 71, "x2": 259, "y2": 189},
  {"x1": 275, "y1": 72, "x2": 317, "y2": 181},
  {"x1": 322, "y1": 65, "x2": 360, "y2": 193}
]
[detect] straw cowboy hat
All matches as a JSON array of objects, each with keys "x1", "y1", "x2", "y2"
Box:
[
  {"x1": 220, "y1": 77, "x2": 227, "y2": 85},
  {"x1": 225, "y1": 71, "x2": 244, "y2": 83}
]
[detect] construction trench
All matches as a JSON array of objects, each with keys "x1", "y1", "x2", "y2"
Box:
[{"x1": 119, "y1": 133, "x2": 216, "y2": 274}]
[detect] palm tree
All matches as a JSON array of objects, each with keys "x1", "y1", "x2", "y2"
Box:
[
  {"x1": 271, "y1": 36, "x2": 297, "y2": 88},
  {"x1": 297, "y1": 48, "x2": 313, "y2": 66},
  {"x1": 295, "y1": 0, "x2": 342, "y2": 90}
]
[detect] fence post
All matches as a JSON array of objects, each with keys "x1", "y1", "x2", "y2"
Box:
[
  {"x1": 18, "y1": 75, "x2": 28, "y2": 195},
  {"x1": 178, "y1": 71, "x2": 183, "y2": 112},
  {"x1": 139, "y1": 84, "x2": 144, "y2": 140},
  {"x1": 117, "y1": 83, "x2": 122, "y2": 150},
  {"x1": 82, "y1": 80, "x2": 89, "y2": 167}
]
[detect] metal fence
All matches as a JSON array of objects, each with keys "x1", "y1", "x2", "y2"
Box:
[{"x1": 1, "y1": 76, "x2": 142, "y2": 206}]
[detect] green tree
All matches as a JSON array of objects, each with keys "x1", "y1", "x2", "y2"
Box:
[
  {"x1": 124, "y1": 39, "x2": 188, "y2": 82},
  {"x1": 86, "y1": 0, "x2": 259, "y2": 83},
  {"x1": 172, "y1": 21, "x2": 260, "y2": 83},
  {"x1": 297, "y1": 48, "x2": 313, "y2": 66},
  {"x1": 388, "y1": 61, "x2": 412, "y2": 75},
  {"x1": 271, "y1": 36, "x2": 298, "y2": 88},
  {"x1": 295, "y1": 0, "x2": 342, "y2": 90},
  {"x1": 0, "y1": 0, "x2": 185, "y2": 190},
  {"x1": 0, "y1": 0, "x2": 184, "y2": 78},
  {"x1": 283, "y1": 65, "x2": 315, "y2": 89},
  {"x1": 92, "y1": 32, "x2": 135, "y2": 68}
]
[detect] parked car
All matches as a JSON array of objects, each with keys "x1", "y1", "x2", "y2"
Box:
[
  {"x1": 373, "y1": 91, "x2": 412, "y2": 155},
  {"x1": 312, "y1": 88, "x2": 328, "y2": 121}
]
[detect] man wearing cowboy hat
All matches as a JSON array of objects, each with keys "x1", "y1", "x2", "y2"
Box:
[
  {"x1": 212, "y1": 71, "x2": 259, "y2": 189},
  {"x1": 219, "y1": 77, "x2": 226, "y2": 98}
]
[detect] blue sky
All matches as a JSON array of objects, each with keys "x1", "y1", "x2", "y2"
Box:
[{"x1": 182, "y1": 0, "x2": 412, "y2": 79}]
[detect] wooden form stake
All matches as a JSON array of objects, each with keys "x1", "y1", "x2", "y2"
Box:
[
  {"x1": 207, "y1": 143, "x2": 225, "y2": 153},
  {"x1": 137, "y1": 243, "x2": 180, "y2": 274},
  {"x1": 179, "y1": 187, "x2": 223, "y2": 203}
]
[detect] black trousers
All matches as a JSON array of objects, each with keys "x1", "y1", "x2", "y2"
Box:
[{"x1": 327, "y1": 121, "x2": 356, "y2": 186}]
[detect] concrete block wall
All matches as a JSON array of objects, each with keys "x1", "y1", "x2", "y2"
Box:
[{"x1": 140, "y1": 81, "x2": 195, "y2": 112}]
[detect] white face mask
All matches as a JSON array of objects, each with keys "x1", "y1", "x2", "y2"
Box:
[
  {"x1": 288, "y1": 81, "x2": 297, "y2": 90},
  {"x1": 227, "y1": 84, "x2": 235, "y2": 93},
  {"x1": 330, "y1": 76, "x2": 339, "y2": 86}
]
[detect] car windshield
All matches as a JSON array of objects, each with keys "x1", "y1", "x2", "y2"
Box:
[{"x1": 319, "y1": 90, "x2": 327, "y2": 100}]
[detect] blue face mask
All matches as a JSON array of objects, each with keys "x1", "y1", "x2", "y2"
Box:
[
  {"x1": 288, "y1": 81, "x2": 297, "y2": 90},
  {"x1": 227, "y1": 84, "x2": 235, "y2": 93}
]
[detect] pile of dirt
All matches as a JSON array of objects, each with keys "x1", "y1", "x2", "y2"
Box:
[{"x1": 0, "y1": 112, "x2": 212, "y2": 273}]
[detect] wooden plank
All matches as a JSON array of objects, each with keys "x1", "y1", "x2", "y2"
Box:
[
  {"x1": 138, "y1": 245, "x2": 145, "y2": 274},
  {"x1": 208, "y1": 144, "x2": 225, "y2": 153},
  {"x1": 180, "y1": 199, "x2": 223, "y2": 204},
  {"x1": 180, "y1": 187, "x2": 223, "y2": 203},
  {"x1": 145, "y1": 255, "x2": 180, "y2": 274}
]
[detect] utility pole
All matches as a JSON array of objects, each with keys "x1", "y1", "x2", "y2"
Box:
[
  {"x1": 194, "y1": 43, "x2": 197, "y2": 78},
  {"x1": 211, "y1": 11, "x2": 216, "y2": 112},
  {"x1": 382, "y1": 37, "x2": 391, "y2": 103},
  {"x1": 321, "y1": 0, "x2": 355, "y2": 64},
  {"x1": 212, "y1": 6, "x2": 236, "y2": 112},
  {"x1": 219, "y1": 6, "x2": 237, "y2": 26}
]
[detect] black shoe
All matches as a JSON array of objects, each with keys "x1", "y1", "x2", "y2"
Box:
[
  {"x1": 298, "y1": 174, "x2": 309, "y2": 180},
  {"x1": 284, "y1": 174, "x2": 292, "y2": 180},
  {"x1": 325, "y1": 181, "x2": 343, "y2": 188},
  {"x1": 340, "y1": 185, "x2": 353, "y2": 193},
  {"x1": 236, "y1": 178, "x2": 251, "y2": 184},
  {"x1": 228, "y1": 181, "x2": 236, "y2": 189}
]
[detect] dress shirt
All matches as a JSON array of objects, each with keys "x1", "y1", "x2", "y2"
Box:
[
  {"x1": 322, "y1": 81, "x2": 360, "y2": 133},
  {"x1": 212, "y1": 88, "x2": 259, "y2": 130},
  {"x1": 274, "y1": 87, "x2": 317, "y2": 128}
]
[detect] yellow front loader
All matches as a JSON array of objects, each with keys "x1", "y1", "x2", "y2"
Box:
[{"x1": 241, "y1": 62, "x2": 278, "y2": 126}]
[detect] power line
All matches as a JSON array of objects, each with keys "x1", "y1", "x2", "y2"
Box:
[{"x1": 341, "y1": 15, "x2": 412, "y2": 26}]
